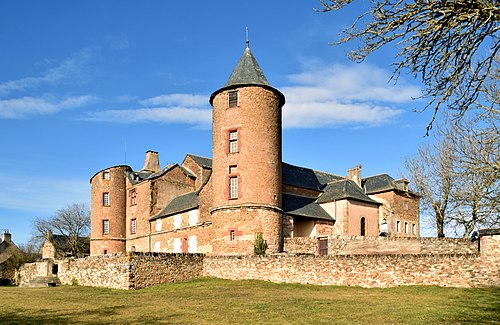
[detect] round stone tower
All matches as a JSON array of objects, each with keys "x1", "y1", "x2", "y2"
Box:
[
  {"x1": 89, "y1": 165, "x2": 129, "y2": 255},
  {"x1": 209, "y1": 42, "x2": 285, "y2": 255}
]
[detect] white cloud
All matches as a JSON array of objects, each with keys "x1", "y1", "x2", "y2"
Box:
[
  {"x1": 141, "y1": 93, "x2": 208, "y2": 107},
  {"x1": 282, "y1": 62, "x2": 420, "y2": 128},
  {"x1": 0, "y1": 95, "x2": 96, "y2": 119},
  {"x1": 84, "y1": 106, "x2": 211, "y2": 126},
  {"x1": 0, "y1": 48, "x2": 93, "y2": 97},
  {"x1": 0, "y1": 173, "x2": 89, "y2": 215}
]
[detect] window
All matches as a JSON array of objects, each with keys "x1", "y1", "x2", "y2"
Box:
[
  {"x1": 131, "y1": 219, "x2": 137, "y2": 235},
  {"x1": 103, "y1": 192, "x2": 110, "y2": 206},
  {"x1": 229, "y1": 230, "x2": 235, "y2": 241},
  {"x1": 103, "y1": 249, "x2": 108, "y2": 254},
  {"x1": 396, "y1": 220, "x2": 401, "y2": 232},
  {"x1": 103, "y1": 171, "x2": 110, "y2": 180},
  {"x1": 228, "y1": 90, "x2": 238, "y2": 108},
  {"x1": 229, "y1": 131, "x2": 238, "y2": 153},
  {"x1": 229, "y1": 176, "x2": 238, "y2": 199},
  {"x1": 103, "y1": 220, "x2": 109, "y2": 234},
  {"x1": 360, "y1": 217, "x2": 366, "y2": 236},
  {"x1": 412, "y1": 223, "x2": 416, "y2": 235},
  {"x1": 229, "y1": 165, "x2": 237, "y2": 174},
  {"x1": 405, "y1": 222, "x2": 409, "y2": 234},
  {"x1": 130, "y1": 189, "x2": 137, "y2": 206}
]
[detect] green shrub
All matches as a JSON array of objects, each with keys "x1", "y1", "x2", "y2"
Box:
[
  {"x1": 71, "y1": 278, "x2": 79, "y2": 286},
  {"x1": 253, "y1": 232, "x2": 268, "y2": 256}
]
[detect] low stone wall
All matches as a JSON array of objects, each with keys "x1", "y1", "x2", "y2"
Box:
[
  {"x1": 284, "y1": 236, "x2": 479, "y2": 256},
  {"x1": 17, "y1": 234, "x2": 498, "y2": 289},
  {"x1": 17, "y1": 260, "x2": 54, "y2": 286},
  {"x1": 57, "y1": 255, "x2": 131, "y2": 289},
  {"x1": 203, "y1": 252, "x2": 498, "y2": 288},
  {"x1": 129, "y1": 253, "x2": 204, "y2": 289},
  {"x1": 19, "y1": 253, "x2": 205, "y2": 290}
]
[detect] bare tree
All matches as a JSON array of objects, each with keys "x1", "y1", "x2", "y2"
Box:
[
  {"x1": 32, "y1": 203, "x2": 90, "y2": 257},
  {"x1": 404, "y1": 129, "x2": 456, "y2": 237},
  {"x1": 318, "y1": 0, "x2": 500, "y2": 131},
  {"x1": 445, "y1": 118, "x2": 499, "y2": 237}
]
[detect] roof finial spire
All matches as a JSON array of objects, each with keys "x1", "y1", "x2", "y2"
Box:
[{"x1": 246, "y1": 27, "x2": 249, "y2": 49}]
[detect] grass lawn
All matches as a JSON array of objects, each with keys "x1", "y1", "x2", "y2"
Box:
[{"x1": 0, "y1": 278, "x2": 498, "y2": 324}]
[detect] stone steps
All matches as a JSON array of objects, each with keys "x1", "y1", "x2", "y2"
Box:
[{"x1": 23, "y1": 276, "x2": 61, "y2": 288}]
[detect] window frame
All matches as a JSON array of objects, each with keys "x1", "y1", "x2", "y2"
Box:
[
  {"x1": 103, "y1": 192, "x2": 110, "y2": 207},
  {"x1": 229, "y1": 130, "x2": 238, "y2": 153},
  {"x1": 130, "y1": 189, "x2": 137, "y2": 206},
  {"x1": 131, "y1": 218, "x2": 137, "y2": 235},
  {"x1": 103, "y1": 219, "x2": 110, "y2": 235},
  {"x1": 229, "y1": 176, "x2": 238, "y2": 199},
  {"x1": 228, "y1": 90, "x2": 238, "y2": 108},
  {"x1": 103, "y1": 171, "x2": 110, "y2": 180}
]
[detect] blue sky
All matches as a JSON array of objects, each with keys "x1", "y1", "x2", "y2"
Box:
[{"x1": 0, "y1": 1, "x2": 437, "y2": 244}]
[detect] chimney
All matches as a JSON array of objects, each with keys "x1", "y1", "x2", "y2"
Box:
[
  {"x1": 141, "y1": 150, "x2": 160, "y2": 173},
  {"x1": 347, "y1": 165, "x2": 362, "y2": 188},
  {"x1": 1, "y1": 230, "x2": 11, "y2": 243}
]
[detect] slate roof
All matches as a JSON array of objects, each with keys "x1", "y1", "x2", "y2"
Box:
[
  {"x1": 283, "y1": 193, "x2": 334, "y2": 221},
  {"x1": 210, "y1": 45, "x2": 285, "y2": 106},
  {"x1": 47, "y1": 234, "x2": 90, "y2": 256},
  {"x1": 282, "y1": 162, "x2": 344, "y2": 191},
  {"x1": 362, "y1": 174, "x2": 418, "y2": 196},
  {"x1": 186, "y1": 154, "x2": 212, "y2": 169},
  {"x1": 317, "y1": 179, "x2": 381, "y2": 205},
  {"x1": 151, "y1": 191, "x2": 199, "y2": 220},
  {"x1": 224, "y1": 45, "x2": 270, "y2": 88}
]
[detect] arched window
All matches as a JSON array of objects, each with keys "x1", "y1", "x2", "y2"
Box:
[{"x1": 360, "y1": 217, "x2": 366, "y2": 236}]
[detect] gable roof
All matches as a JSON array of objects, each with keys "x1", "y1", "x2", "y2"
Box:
[
  {"x1": 186, "y1": 154, "x2": 212, "y2": 169},
  {"x1": 283, "y1": 194, "x2": 334, "y2": 221},
  {"x1": 317, "y1": 179, "x2": 381, "y2": 205},
  {"x1": 151, "y1": 191, "x2": 199, "y2": 220},
  {"x1": 282, "y1": 162, "x2": 344, "y2": 191},
  {"x1": 362, "y1": 174, "x2": 418, "y2": 196},
  {"x1": 46, "y1": 234, "x2": 90, "y2": 256}
]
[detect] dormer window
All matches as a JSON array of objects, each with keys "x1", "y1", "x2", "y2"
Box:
[{"x1": 228, "y1": 90, "x2": 238, "y2": 108}]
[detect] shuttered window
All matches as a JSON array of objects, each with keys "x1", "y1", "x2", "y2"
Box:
[{"x1": 228, "y1": 90, "x2": 238, "y2": 108}]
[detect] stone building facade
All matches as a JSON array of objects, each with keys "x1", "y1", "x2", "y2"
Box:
[{"x1": 90, "y1": 43, "x2": 420, "y2": 256}]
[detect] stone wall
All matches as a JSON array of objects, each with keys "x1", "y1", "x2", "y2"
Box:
[
  {"x1": 284, "y1": 236, "x2": 479, "y2": 256},
  {"x1": 18, "y1": 253, "x2": 204, "y2": 290},
  {"x1": 129, "y1": 253, "x2": 204, "y2": 289},
  {"x1": 17, "y1": 234, "x2": 499, "y2": 289},
  {"x1": 203, "y1": 252, "x2": 498, "y2": 288}
]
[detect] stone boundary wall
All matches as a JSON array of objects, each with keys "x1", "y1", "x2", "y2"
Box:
[
  {"x1": 57, "y1": 255, "x2": 131, "y2": 289},
  {"x1": 203, "y1": 252, "x2": 498, "y2": 288},
  {"x1": 284, "y1": 236, "x2": 479, "y2": 256},
  {"x1": 17, "y1": 234, "x2": 499, "y2": 289},
  {"x1": 129, "y1": 253, "x2": 204, "y2": 289}
]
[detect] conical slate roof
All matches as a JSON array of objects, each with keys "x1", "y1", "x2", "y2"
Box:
[
  {"x1": 210, "y1": 43, "x2": 285, "y2": 106},
  {"x1": 224, "y1": 44, "x2": 270, "y2": 88}
]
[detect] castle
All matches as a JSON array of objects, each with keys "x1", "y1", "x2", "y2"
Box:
[{"x1": 89, "y1": 43, "x2": 420, "y2": 256}]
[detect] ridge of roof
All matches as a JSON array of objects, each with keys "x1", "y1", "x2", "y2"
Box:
[
  {"x1": 282, "y1": 162, "x2": 344, "y2": 191},
  {"x1": 317, "y1": 179, "x2": 380, "y2": 205}
]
